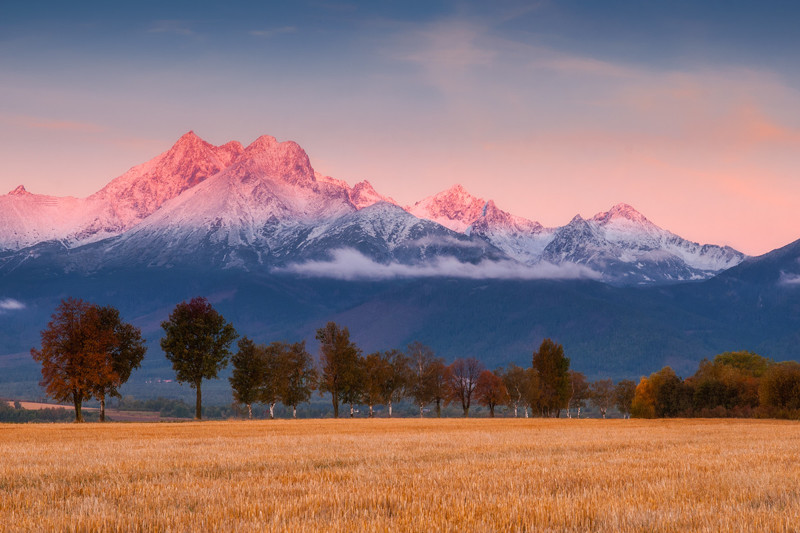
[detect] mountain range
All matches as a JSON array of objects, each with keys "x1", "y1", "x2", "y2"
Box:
[
  {"x1": 0, "y1": 131, "x2": 744, "y2": 285},
  {"x1": 0, "y1": 132, "x2": 797, "y2": 401}
]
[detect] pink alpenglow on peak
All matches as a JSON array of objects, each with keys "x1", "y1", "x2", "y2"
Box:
[
  {"x1": 0, "y1": 131, "x2": 746, "y2": 284},
  {"x1": 407, "y1": 184, "x2": 488, "y2": 233},
  {"x1": 0, "y1": 131, "x2": 244, "y2": 250},
  {"x1": 591, "y1": 203, "x2": 652, "y2": 226},
  {"x1": 349, "y1": 181, "x2": 397, "y2": 209},
  {"x1": 237, "y1": 135, "x2": 315, "y2": 186}
]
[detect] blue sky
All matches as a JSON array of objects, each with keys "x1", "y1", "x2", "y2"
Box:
[{"x1": 2, "y1": 1, "x2": 800, "y2": 254}]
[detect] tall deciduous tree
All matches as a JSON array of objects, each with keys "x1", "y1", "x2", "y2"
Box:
[
  {"x1": 758, "y1": 361, "x2": 800, "y2": 413},
  {"x1": 32, "y1": 298, "x2": 114, "y2": 423},
  {"x1": 379, "y1": 349, "x2": 411, "y2": 418},
  {"x1": 407, "y1": 341, "x2": 436, "y2": 417},
  {"x1": 92, "y1": 305, "x2": 146, "y2": 422},
  {"x1": 260, "y1": 342, "x2": 285, "y2": 419},
  {"x1": 630, "y1": 377, "x2": 655, "y2": 418},
  {"x1": 316, "y1": 322, "x2": 361, "y2": 419},
  {"x1": 475, "y1": 370, "x2": 508, "y2": 417},
  {"x1": 428, "y1": 359, "x2": 449, "y2": 418},
  {"x1": 279, "y1": 341, "x2": 316, "y2": 419},
  {"x1": 447, "y1": 358, "x2": 484, "y2": 417},
  {"x1": 532, "y1": 339, "x2": 570, "y2": 417},
  {"x1": 160, "y1": 297, "x2": 238, "y2": 420},
  {"x1": 32, "y1": 298, "x2": 145, "y2": 423},
  {"x1": 589, "y1": 379, "x2": 615, "y2": 419},
  {"x1": 567, "y1": 370, "x2": 590, "y2": 419},
  {"x1": 229, "y1": 337, "x2": 264, "y2": 419},
  {"x1": 363, "y1": 352, "x2": 390, "y2": 417},
  {"x1": 645, "y1": 366, "x2": 691, "y2": 417},
  {"x1": 501, "y1": 364, "x2": 529, "y2": 417},
  {"x1": 614, "y1": 379, "x2": 636, "y2": 418}
]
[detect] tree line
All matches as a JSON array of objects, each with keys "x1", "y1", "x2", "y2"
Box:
[
  {"x1": 30, "y1": 296, "x2": 800, "y2": 422},
  {"x1": 629, "y1": 351, "x2": 800, "y2": 419}
]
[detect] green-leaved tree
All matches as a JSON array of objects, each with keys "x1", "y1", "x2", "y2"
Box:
[
  {"x1": 161, "y1": 297, "x2": 237, "y2": 419},
  {"x1": 532, "y1": 338, "x2": 570, "y2": 417}
]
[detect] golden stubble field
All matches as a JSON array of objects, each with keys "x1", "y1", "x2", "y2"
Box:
[{"x1": 1, "y1": 418, "x2": 799, "y2": 532}]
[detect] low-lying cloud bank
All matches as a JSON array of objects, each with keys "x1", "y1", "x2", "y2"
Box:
[
  {"x1": 779, "y1": 272, "x2": 800, "y2": 286},
  {"x1": 277, "y1": 248, "x2": 601, "y2": 281},
  {"x1": 0, "y1": 298, "x2": 25, "y2": 312}
]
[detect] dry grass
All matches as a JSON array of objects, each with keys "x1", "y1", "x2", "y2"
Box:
[{"x1": 1, "y1": 418, "x2": 799, "y2": 532}]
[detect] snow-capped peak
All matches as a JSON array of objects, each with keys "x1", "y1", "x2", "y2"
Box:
[
  {"x1": 407, "y1": 184, "x2": 486, "y2": 233},
  {"x1": 349, "y1": 180, "x2": 397, "y2": 209},
  {"x1": 237, "y1": 135, "x2": 315, "y2": 186},
  {"x1": 592, "y1": 203, "x2": 651, "y2": 226}
]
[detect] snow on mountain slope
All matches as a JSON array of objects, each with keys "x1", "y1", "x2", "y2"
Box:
[
  {"x1": 98, "y1": 135, "x2": 358, "y2": 268},
  {"x1": 285, "y1": 202, "x2": 506, "y2": 265},
  {"x1": 589, "y1": 203, "x2": 744, "y2": 271},
  {"x1": 538, "y1": 204, "x2": 746, "y2": 284},
  {"x1": 0, "y1": 131, "x2": 240, "y2": 250},
  {"x1": 0, "y1": 131, "x2": 747, "y2": 285},
  {"x1": 87, "y1": 131, "x2": 242, "y2": 232},
  {"x1": 315, "y1": 173, "x2": 397, "y2": 210},
  {"x1": 407, "y1": 184, "x2": 487, "y2": 233},
  {"x1": 0, "y1": 186, "x2": 86, "y2": 250},
  {"x1": 468, "y1": 200, "x2": 556, "y2": 263},
  {"x1": 405, "y1": 185, "x2": 745, "y2": 284},
  {"x1": 348, "y1": 181, "x2": 397, "y2": 209}
]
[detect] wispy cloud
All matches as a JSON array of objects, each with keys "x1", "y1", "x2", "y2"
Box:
[
  {"x1": 779, "y1": 272, "x2": 800, "y2": 286},
  {"x1": 405, "y1": 235, "x2": 488, "y2": 249},
  {"x1": 249, "y1": 26, "x2": 297, "y2": 38},
  {"x1": 0, "y1": 298, "x2": 25, "y2": 311},
  {"x1": 278, "y1": 248, "x2": 600, "y2": 281},
  {"x1": 147, "y1": 20, "x2": 195, "y2": 36}
]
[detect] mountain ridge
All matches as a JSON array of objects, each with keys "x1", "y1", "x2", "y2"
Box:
[{"x1": 0, "y1": 131, "x2": 747, "y2": 285}]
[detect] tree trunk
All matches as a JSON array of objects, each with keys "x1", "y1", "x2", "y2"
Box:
[
  {"x1": 388, "y1": 400, "x2": 393, "y2": 418},
  {"x1": 489, "y1": 404, "x2": 495, "y2": 417},
  {"x1": 332, "y1": 392, "x2": 339, "y2": 418},
  {"x1": 513, "y1": 404, "x2": 518, "y2": 418},
  {"x1": 368, "y1": 404, "x2": 374, "y2": 418},
  {"x1": 463, "y1": 405, "x2": 469, "y2": 418},
  {"x1": 292, "y1": 405, "x2": 297, "y2": 419},
  {"x1": 419, "y1": 404, "x2": 424, "y2": 418},
  {"x1": 436, "y1": 399, "x2": 442, "y2": 418},
  {"x1": 349, "y1": 404, "x2": 354, "y2": 418},
  {"x1": 269, "y1": 402, "x2": 275, "y2": 420},
  {"x1": 524, "y1": 406, "x2": 529, "y2": 418},
  {"x1": 195, "y1": 381, "x2": 202, "y2": 420},
  {"x1": 100, "y1": 395, "x2": 106, "y2": 422},
  {"x1": 247, "y1": 403, "x2": 252, "y2": 419},
  {"x1": 73, "y1": 390, "x2": 83, "y2": 423}
]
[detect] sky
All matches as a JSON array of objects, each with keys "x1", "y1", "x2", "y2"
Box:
[{"x1": 1, "y1": 1, "x2": 799, "y2": 256}]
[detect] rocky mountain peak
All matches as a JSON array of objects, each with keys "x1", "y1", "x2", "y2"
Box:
[
  {"x1": 237, "y1": 135, "x2": 315, "y2": 186},
  {"x1": 408, "y1": 184, "x2": 486, "y2": 233},
  {"x1": 349, "y1": 180, "x2": 397, "y2": 209},
  {"x1": 592, "y1": 203, "x2": 650, "y2": 225}
]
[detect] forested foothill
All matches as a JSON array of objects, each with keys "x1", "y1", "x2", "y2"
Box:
[{"x1": 18, "y1": 297, "x2": 800, "y2": 422}]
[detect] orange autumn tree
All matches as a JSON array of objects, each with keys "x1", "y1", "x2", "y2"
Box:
[
  {"x1": 475, "y1": 370, "x2": 509, "y2": 417},
  {"x1": 630, "y1": 377, "x2": 656, "y2": 419},
  {"x1": 31, "y1": 298, "x2": 129, "y2": 422}
]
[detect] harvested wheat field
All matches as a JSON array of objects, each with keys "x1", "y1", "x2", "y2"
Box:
[{"x1": 1, "y1": 418, "x2": 799, "y2": 532}]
